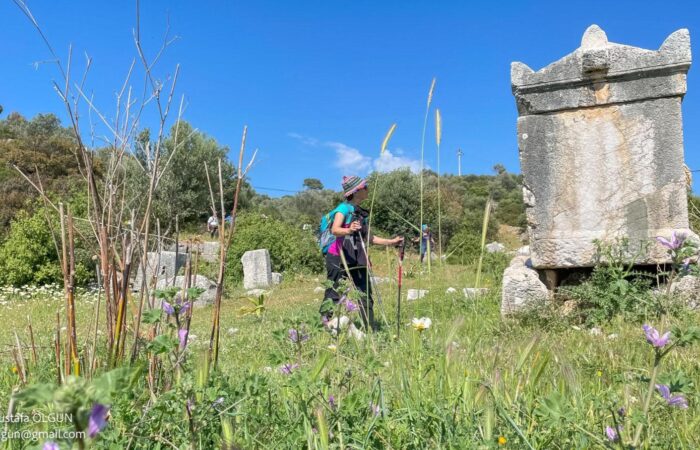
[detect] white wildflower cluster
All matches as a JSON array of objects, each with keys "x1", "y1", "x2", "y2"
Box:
[{"x1": 0, "y1": 283, "x2": 100, "y2": 306}]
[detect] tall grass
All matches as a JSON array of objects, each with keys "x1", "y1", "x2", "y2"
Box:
[
  {"x1": 419, "y1": 78, "x2": 436, "y2": 276},
  {"x1": 435, "y1": 108, "x2": 443, "y2": 264},
  {"x1": 474, "y1": 197, "x2": 492, "y2": 288}
]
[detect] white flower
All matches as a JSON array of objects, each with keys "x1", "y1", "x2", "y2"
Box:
[
  {"x1": 327, "y1": 344, "x2": 337, "y2": 352},
  {"x1": 411, "y1": 317, "x2": 432, "y2": 332}
]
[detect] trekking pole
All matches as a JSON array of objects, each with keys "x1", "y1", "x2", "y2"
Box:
[{"x1": 396, "y1": 237, "x2": 406, "y2": 339}]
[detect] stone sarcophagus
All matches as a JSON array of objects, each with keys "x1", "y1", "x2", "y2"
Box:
[{"x1": 511, "y1": 25, "x2": 694, "y2": 269}]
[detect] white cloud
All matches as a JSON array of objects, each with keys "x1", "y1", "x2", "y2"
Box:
[
  {"x1": 287, "y1": 132, "x2": 319, "y2": 147},
  {"x1": 326, "y1": 141, "x2": 372, "y2": 173},
  {"x1": 374, "y1": 149, "x2": 422, "y2": 173},
  {"x1": 289, "y1": 133, "x2": 422, "y2": 175}
]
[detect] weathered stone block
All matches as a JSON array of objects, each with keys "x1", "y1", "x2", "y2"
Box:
[
  {"x1": 241, "y1": 249, "x2": 272, "y2": 289},
  {"x1": 501, "y1": 256, "x2": 549, "y2": 316},
  {"x1": 155, "y1": 275, "x2": 218, "y2": 307},
  {"x1": 133, "y1": 251, "x2": 187, "y2": 290},
  {"x1": 511, "y1": 25, "x2": 695, "y2": 269},
  {"x1": 407, "y1": 289, "x2": 428, "y2": 301}
]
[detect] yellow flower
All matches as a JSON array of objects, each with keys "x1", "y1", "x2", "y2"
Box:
[
  {"x1": 498, "y1": 436, "x2": 507, "y2": 445},
  {"x1": 596, "y1": 370, "x2": 603, "y2": 377},
  {"x1": 411, "y1": 317, "x2": 432, "y2": 332},
  {"x1": 11, "y1": 366, "x2": 18, "y2": 374}
]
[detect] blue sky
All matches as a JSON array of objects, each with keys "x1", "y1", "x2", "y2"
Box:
[{"x1": 2, "y1": 0, "x2": 700, "y2": 195}]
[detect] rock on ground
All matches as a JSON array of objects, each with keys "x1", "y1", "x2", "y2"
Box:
[
  {"x1": 486, "y1": 242, "x2": 506, "y2": 253},
  {"x1": 463, "y1": 288, "x2": 489, "y2": 299},
  {"x1": 155, "y1": 275, "x2": 217, "y2": 307},
  {"x1": 407, "y1": 289, "x2": 428, "y2": 301},
  {"x1": 501, "y1": 256, "x2": 548, "y2": 316}
]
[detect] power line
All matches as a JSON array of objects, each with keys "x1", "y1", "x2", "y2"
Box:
[{"x1": 252, "y1": 185, "x2": 300, "y2": 193}]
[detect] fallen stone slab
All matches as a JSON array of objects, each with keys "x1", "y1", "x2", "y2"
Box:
[
  {"x1": 463, "y1": 288, "x2": 489, "y2": 299},
  {"x1": 246, "y1": 288, "x2": 268, "y2": 297},
  {"x1": 155, "y1": 275, "x2": 218, "y2": 308},
  {"x1": 371, "y1": 276, "x2": 390, "y2": 285},
  {"x1": 486, "y1": 242, "x2": 505, "y2": 253},
  {"x1": 445, "y1": 287, "x2": 457, "y2": 294},
  {"x1": 407, "y1": 289, "x2": 428, "y2": 301},
  {"x1": 272, "y1": 272, "x2": 283, "y2": 285}
]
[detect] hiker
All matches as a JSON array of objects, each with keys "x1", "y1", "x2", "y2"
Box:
[
  {"x1": 320, "y1": 175, "x2": 403, "y2": 331},
  {"x1": 207, "y1": 214, "x2": 219, "y2": 238},
  {"x1": 412, "y1": 224, "x2": 435, "y2": 264}
]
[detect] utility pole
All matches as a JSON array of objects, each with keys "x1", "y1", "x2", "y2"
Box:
[{"x1": 457, "y1": 148, "x2": 463, "y2": 176}]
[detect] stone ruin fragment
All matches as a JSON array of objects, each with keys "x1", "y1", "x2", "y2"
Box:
[{"x1": 502, "y1": 25, "x2": 697, "y2": 315}]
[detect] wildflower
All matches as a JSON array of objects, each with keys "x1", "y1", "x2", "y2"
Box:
[
  {"x1": 288, "y1": 328, "x2": 309, "y2": 344},
  {"x1": 11, "y1": 366, "x2": 18, "y2": 374},
  {"x1": 328, "y1": 395, "x2": 337, "y2": 410},
  {"x1": 656, "y1": 231, "x2": 686, "y2": 250},
  {"x1": 327, "y1": 344, "x2": 337, "y2": 352},
  {"x1": 178, "y1": 329, "x2": 188, "y2": 350},
  {"x1": 617, "y1": 407, "x2": 626, "y2": 418},
  {"x1": 596, "y1": 370, "x2": 603, "y2": 377},
  {"x1": 605, "y1": 425, "x2": 621, "y2": 442},
  {"x1": 642, "y1": 324, "x2": 671, "y2": 348},
  {"x1": 279, "y1": 363, "x2": 299, "y2": 375},
  {"x1": 498, "y1": 435, "x2": 507, "y2": 445},
  {"x1": 87, "y1": 403, "x2": 110, "y2": 438},
  {"x1": 656, "y1": 384, "x2": 688, "y2": 409},
  {"x1": 162, "y1": 301, "x2": 175, "y2": 315},
  {"x1": 411, "y1": 317, "x2": 432, "y2": 332},
  {"x1": 343, "y1": 298, "x2": 359, "y2": 313},
  {"x1": 43, "y1": 442, "x2": 59, "y2": 450},
  {"x1": 369, "y1": 402, "x2": 381, "y2": 416},
  {"x1": 213, "y1": 397, "x2": 225, "y2": 408}
]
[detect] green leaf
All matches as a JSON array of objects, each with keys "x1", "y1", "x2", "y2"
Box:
[
  {"x1": 142, "y1": 308, "x2": 162, "y2": 324},
  {"x1": 147, "y1": 334, "x2": 178, "y2": 355}
]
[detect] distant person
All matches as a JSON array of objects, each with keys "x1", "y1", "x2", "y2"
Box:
[
  {"x1": 413, "y1": 224, "x2": 435, "y2": 264},
  {"x1": 207, "y1": 215, "x2": 219, "y2": 238},
  {"x1": 318, "y1": 175, "x2": 403, "y2": 331}
]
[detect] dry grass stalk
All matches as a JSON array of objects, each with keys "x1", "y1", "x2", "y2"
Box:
[{"x1": 435, "y1": 109, "x2": 443, "y2": 263}]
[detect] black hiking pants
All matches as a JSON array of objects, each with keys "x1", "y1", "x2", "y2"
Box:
[{"x1": 322, "y1": 253, "x2": 375, "y2": 330}]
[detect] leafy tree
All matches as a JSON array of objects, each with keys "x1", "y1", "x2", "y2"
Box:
[
  {"x1": 303, "y1": 178, "x2": 324, "y2": 190},
  {"x1": 0, "y1": 113, "x2": 84, "y2": 230},
  {"x1": 124, "y1": 121, "x2": 254, "y2": 230}
]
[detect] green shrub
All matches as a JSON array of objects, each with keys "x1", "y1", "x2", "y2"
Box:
[
  {"x1": 0, "y1": 207, "x2": 92, "y2": 286},
  {"x1": 226, "y1": 213, "x2": 323, "y2": 284},
  {"x1": 558, "y1": 239, "x2": 679, "y2": 326}
]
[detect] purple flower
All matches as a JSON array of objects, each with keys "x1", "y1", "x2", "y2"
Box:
[
  {"x1": 328, "y1": 395, "x2": 337, "y2": 410},
  {"x1": 617, "y1": 407, "x2": 626, "y2": 419},
  {"x1": 87, "y1": 403, "x2": 110, "y2": 438},
  {"x1": 656, "y1": 231, "x2": 686, "y2": 250},
  {"x1": 656, "y1": 384, "x2": 689, "y2": 409},
  {"x1": 43, "y1": 442, "x2": 60, "y2": 450},
  {"x1": 162, "y1": 301, "x2": 174, "y2": 315},
  {"x1": 344, "y1": 299, "x2": 359, "y2": 313},
  {"x1": 288, "y1": 328, "x2": 309, "y2": 344},
  {"x1": 643, "y1": 324, "x2": 671, "y2": 348},
  {"x1": 605, "y1": 425, "x2": 621, "y2": 442},
  {"x1": 180, "y1": 301, "x2": 191, "y2": 315},
  {"x1": 178, "y1": 329, "x2": 188, "y2": 350},
  {"x1": 279, "y1": 363, "x2": 299, "y2": 375}
]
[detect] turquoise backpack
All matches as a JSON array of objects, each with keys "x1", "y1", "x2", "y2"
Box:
[{"x1": 318, "y1": 202, "x2": 354, "y2": 254}]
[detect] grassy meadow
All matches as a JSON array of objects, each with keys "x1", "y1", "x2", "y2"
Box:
[{"x1": 0, "y1": 247, "x2": 698, "y2": 449}]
